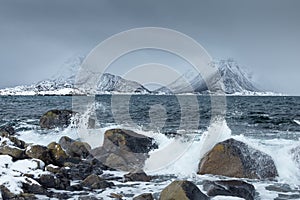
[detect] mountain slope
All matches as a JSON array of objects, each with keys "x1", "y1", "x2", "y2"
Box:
[
  {"x1": 155, "y1": 59, "x2": 260, "y2": 94},
  {"x1": 97, "y1": 73, "x2": 150, "y2": 93},
  {"x1": 0, "y1": 73, "x2": 150, "y2": 95}
]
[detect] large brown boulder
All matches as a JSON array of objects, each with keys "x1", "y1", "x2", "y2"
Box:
[
  {"x1": 198, "y1": 138, "x2": 278, "y2": 179},
  {"x1": 91, "y1": 129, "x2": 158, "y2": 171},
  {"x1": 160, "y1": 180, "x2": 208, "y2": 200},
  {"x1": 40, "y1": 109, "x2": 75, "y2": 129}
]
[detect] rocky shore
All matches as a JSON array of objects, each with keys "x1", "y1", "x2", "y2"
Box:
[{"x1": 0, "y1": 109, "x2": 296, "y2": 200}]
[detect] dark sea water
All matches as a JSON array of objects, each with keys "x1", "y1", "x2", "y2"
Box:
[
  {"x1": 1, "y1": 95, "x2": 300, "y2": 199},
  {"x1": 1, "y1": 95, "x2": 299, "y2": 138}
]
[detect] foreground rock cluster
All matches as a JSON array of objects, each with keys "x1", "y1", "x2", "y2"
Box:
[{"x1": 0, "y1": 109, "x2": 286, "y2": 199}]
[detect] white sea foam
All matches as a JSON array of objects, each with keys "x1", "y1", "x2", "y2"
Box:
[
  {"x1": 144, "y1": 118, "x2": 231, "y2": 175},
  {"x1": 11, "y1": 118, "x2": 300, "y2": 199},
  {"x1": 294, "y1": 119, "x2": 300, "y2": 125}
]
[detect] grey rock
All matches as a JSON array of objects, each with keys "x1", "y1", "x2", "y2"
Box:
[{"x1": 203, "y1": 180, "x2": 255, "y2": 200}]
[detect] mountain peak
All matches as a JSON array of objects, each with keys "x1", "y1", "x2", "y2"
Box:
[{"x1": 155, "y1": 59, "x2": 260, "y2": 94}]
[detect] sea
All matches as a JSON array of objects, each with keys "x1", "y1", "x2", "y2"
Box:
[{"x1": 0, "y1": 95, "x2": 300, "y2": 200}]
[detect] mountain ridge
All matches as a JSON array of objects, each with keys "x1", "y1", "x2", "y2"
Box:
[{"x1": 0, "y1": 58, "x2": 279, "y2": 96}]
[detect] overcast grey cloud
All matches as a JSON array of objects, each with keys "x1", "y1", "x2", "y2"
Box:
[{"x1": 0, "y1": 0, "x2": 299, "y2": 95}]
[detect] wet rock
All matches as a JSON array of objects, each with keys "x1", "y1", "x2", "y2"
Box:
[
  {"x1": 39, "y1": 109, "x2": 75, "y2": 129},
  {"x1": 9, "y1": 136, "x2": 26, "y2": 149},
  {"x1": 198, "y1": 138, "x2": 278, "y2": 179},
  {"x1": 124, "y1": 169, "x2": 151, "y2": 182},
  {"x1": 25, "y1": 145, "x2": 53, "y2": 165},
  {"x1": 37, "y1": 174, "x2": 56, "y2": 188},
  {"x1": 47, "y1": 142, "x2": 68, "y2": 166},
  {"x1": 0, "y1": 185, "x2": 17, "y2": 199},
  {"x1": 78, "y1": 196, "x2": 102, "y2": 200},
  {"x1": 59, "y1": 136, "x2": 91, "y2": 158},
  {"x1": 37, "y1": 174, "x2": 70, "y2": 190},
  {"x1": 203, "y1": 180, "x2": 255, "y2": 200},
  {"x1": 160, "y1": 180, "x2": 209, "y2": 200},
  {"x1": 109, "y1": 193, "x2": 123, "y2": 199},
  {"x1": 104, "y1": 129, "x2": 158, "y2": 153},
  {"x1": 81, "y1": 174, "x2": 114, "y2": 189},
  {"x1": 59, "y1": 159, "x2": 103, "y2": 180},
  {"x1": 133, "y1": 193, "x2": 154, "y2": 200},
  {"x1": 265, "y1": 184, "x2": 294, "y2": 193},
  {"x1": 20, "y1": 193, "x2": 38, "y2": 200},
  {"x1": 91, "y1": 129, "x2": 158, "y2": 171},
  {"x1": 0, "y1": 125, "x2": 16, "y2": 136},
  {"x1": 49, "y1": 192, "x2": 72, "y2": 199},
  {"x1": 0, "y1": 129, "x2": 26, "y2": 150},
  {"x1": 0, "y1": 145, "x2": 25, "y2": 160},
  {"x1": 66, "y1": 184, "x2": 83, "y2": 191},
  {"x1": 45, "y1": 164, "x2": 60, "y2": 174},
  {"x1": 104, "y1": 153, "x2": 128, "y2": 171},
  {"x1": 275, "y1": 193, "x2": 300, "y2": 200},
  {"x1": 22, "y1": 182, "x2": 48, "y2": 195}
]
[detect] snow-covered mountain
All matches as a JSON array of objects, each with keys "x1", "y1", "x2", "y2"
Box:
[
  {"x1": 97, "y1": 73, "x2": 150, "y2": 94},
  {"x1": 0, "y1": 73, "x2": 150, "y2": 95},
  {"x1": 155, "y1": 59, "x2": 261, "y2": 94},
  {"x1": 0, "y1": 57, "x2": 276, "y2": 96}
]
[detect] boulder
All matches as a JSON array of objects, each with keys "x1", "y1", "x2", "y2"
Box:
[
  {"x1": 22, "y1": 182, "x2": 49, "y2": 195},
  {"x1": 39, "y1": 109, "x2": 75, "y2": 129},
  {"x1": 160, "y1": 180, "x2": 209, "y2": 200},
  {"x1": 0, "y1": 145, "x2": 25, "y2": 160},
  {"x1": 47, "y1": 142, "x2": 68, "y2": 166},
  {"x1": 59, "y1": 159, "x2": 103, "y2": 180},
  {"x1": 91, "y1": 129, "x2": 158, "y2": 171},
  {"x1": 37, "y1": 174, "x2": 70, "y2": 190},
  {"x1": 45, "y1": 164, "x2": 60, "y2": 174},
  {"x1": 198, "y1": 138, "x2": 278, "y2": 179},
  {"x1": 0, "y1": 185, "x2": 17, "y2": 199},
  {"x1": 133, "y1": 193, "x2": 154, "y2": 200},
  {"x1": 25, "y1": 145, "x2": 53, "y2": 165},
  {"x1": 9, "y1": 136, "x2": 26, "y2": 149},
  {"x1": 103, "y1": 152, "x2": 128, "y2": 171},
  {"x1": 124, "y1": 169, "x2": 151, "y2": 182},
  {"x1": 59, "y1": 136, "x2": 91, "y2": 158},
  {"x1": 203, "y1": 180, "x2": 255, "y2": 200},
  {"x1": 81, "y1": 174, "x2": 114, "y2": 189},
  {"x1": 0, "y1": 125, "x2": 15, "y2": 136},
  {"x1": 37, "y1": 174, "x2": 56, "y2": 188},
  {"x1": 103, "y1": 129, "x2": 158, "y2": 153}
]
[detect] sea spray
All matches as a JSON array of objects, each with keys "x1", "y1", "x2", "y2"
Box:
[
  {"x1": 197, "y1": 117, "x2": 231, "y2": 160},
  {"x1": 144, "y1": 118, "x2": 231, "y2": 176},
  {"x1": 232, "y1": 135, "x2": 300, "y2": 186},
  {"x1": 75, "y1": 103, "x2": 105, "y2": 148}
]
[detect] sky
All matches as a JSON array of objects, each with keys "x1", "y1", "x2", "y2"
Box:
[{"x1": 0, "y1": 0, "x2": 299, "y2": 95}]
